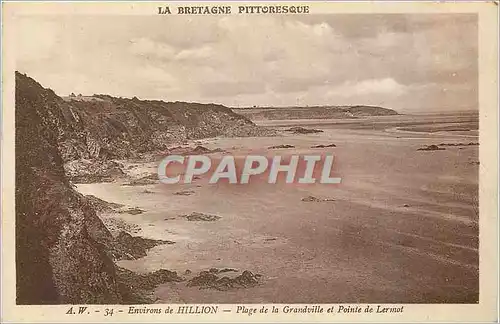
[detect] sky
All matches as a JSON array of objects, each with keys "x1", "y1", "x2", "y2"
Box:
[{"x1": 16, "y1": 14, "x2": 478, "y2": 112}]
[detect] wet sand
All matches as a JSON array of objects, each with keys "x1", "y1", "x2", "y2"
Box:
[{"x1": 76, "y1": 114, "x2": 479, "y2": 303}]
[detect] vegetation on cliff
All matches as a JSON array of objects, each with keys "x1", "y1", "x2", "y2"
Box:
[{"x1": 15, "y1": 72, "x2": 122, "y2": 304}]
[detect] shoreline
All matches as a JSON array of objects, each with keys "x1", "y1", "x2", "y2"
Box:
[{"x1": 72, "y1": 116, "x2": 479, "y2": 303}]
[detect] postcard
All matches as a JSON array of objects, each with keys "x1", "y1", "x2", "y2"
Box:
[{"x1": 1, "y1": 1, "x2": 498, "y2": 322}]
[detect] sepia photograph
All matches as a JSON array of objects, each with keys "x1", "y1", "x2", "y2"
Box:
[{"x1": 2, "y1": 1, "x2": 498, "y2": 322}]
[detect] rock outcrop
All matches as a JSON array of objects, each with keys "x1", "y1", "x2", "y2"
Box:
[
  {"x1": 17, "y1": 71, "x2": 276, "y2": 183},
  {"x1": 15, "y1": 72, "x2": 122, "y2": 304},
  {"x1": 15, "y1": 72, "x2": 274, "y2": 304},
  {"x1": 110, "y1": 232, "x2": 174, "y2": 261},
  {"x1": 234, "y1": 105, "x2": 398, "y2": 120},
  {"x1": 180, "y1": 212, "x2": 221, "y2": 222},
  {"x1": 311, "y1": 143, "x2": 337, "y2": 148},
  {"x1": 187, "y1": 270, "x2": 261, "y2": 291},
  {"x1": 116, "y1": 267, "x2": 184, "y2": 304},
  {"x1": 285, "y1": 126, "x2": 323, "y2": 134},
  {"x1": 417, "y1": 145, "x2": 446, "y2": 151},
  {"x1": 268, "y1": 144, "x2": 295, "y2": 149},
  {"x1": 33, "y1": 84, "x2": 275, "y2": 163}
]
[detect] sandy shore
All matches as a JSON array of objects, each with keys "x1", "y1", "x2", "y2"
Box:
[{"x1": 76, "y1": 115, "x2": 479, "y2": 303}]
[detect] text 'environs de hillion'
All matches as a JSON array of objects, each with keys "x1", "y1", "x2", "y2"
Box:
[{"x1": 157, "y1": 5, "x2": 310, "y2": 15}]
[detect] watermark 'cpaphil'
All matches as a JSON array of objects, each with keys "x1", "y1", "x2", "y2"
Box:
[{"x1": 157, "y1": 154, "x2": 342, "y2": 185}]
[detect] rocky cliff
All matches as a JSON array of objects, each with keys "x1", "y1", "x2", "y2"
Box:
[
  {"x1": 14, "y1": 72, "x2": 274, "y2": 304},
  {"x1": 46, "y1": 91, "x2": 273, "y2": 162},
  {"x1": 15, "y1": 72, "x2": 122, "y2": 304},
  {"x1": 233, "y1": 105, "x2": 398, "y2": 121}
]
